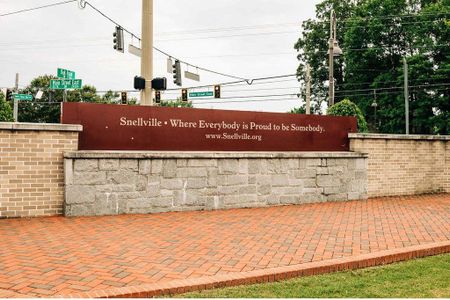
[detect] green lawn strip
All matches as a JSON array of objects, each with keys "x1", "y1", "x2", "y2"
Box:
[{"x1": 180, "y1": 254, "x2": 450, "y2": 298}]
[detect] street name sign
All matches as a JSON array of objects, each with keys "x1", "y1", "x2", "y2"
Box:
[
  {"x1": 72, "y1": 79, "x2": 82, "y2": 89},
  {"x1": 189, "y1": 91, "x2": 214, "y2": 98},
  {"x1": 13, "y1": 94, "x2": 33, "y2": 101},
  {"x1": 50, "y1": 79, "x2": 82, "y2": 90},
  {"x1": 57, "y1": 68, "x2": 76, "y2": 80}
]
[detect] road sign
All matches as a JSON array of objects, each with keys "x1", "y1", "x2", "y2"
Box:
[
  {"x1": 189, "y1": 91, "x2": 214, "y2": 98},
  {"x1": 57, "y1": 68, "x2": 76, "y2": 80},
  {"x1": 72, "y1": 79, "x2": 82, "y2": 89},
  {"x1": 50, "y1": 79, "x2": 82, "y2": 90},
  {"x1": 13, "y1": 94, "x2": 33, "y2": 101}
]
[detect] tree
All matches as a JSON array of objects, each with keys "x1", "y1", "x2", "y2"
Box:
[
  {"x1": 295, "y1": 0, "x2": 449, "y2": 134},
  {"x1": 0, "y1": 91, "x2": 13, "y2": 122},
  {"x1": 160, "y1": 99, "x2": 193, "y2": 108},
  {"x1": 18, "y1": 75, "x2": 106, "y2": 123},
  {"x1": 101, "y1": 90, "x2": 120, "y2": 104},
  {"x1": 327, "y1": 99, "x2": 368, "y2": 132},
  {"x1": 295, "y1": 0, "x2": 361, "y2": 113},
  {"x1": 289, "y1": 106, "x2": 306, "y2": 114}
]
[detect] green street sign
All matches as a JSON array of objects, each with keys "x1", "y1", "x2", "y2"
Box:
[
  {"x1": 189, "y1": 91, "x2": 214, "y2": 98},
  {"x1": 13, "y1": 94, "x2": 33, "y2": 101},
  {"x1": 50, "y1": 79, "x2": 82, "y2": 90},
  {"x1": 57, "y1": 68, "x2": 76, "y2": 80},
  {"x1": 67, "y1": 70, "x2": 75, "y2": 80},
  {"x1": 72, "y1": 79, "x2": 82, "y2": 89}
]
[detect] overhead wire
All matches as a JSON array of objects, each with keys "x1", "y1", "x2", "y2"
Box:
[
  {"x1": 0, "y1": 0, "x2": 77, "y2": 17},
  {"x1": 77, "y1": 0, "x2": 248, "y2": 81}
]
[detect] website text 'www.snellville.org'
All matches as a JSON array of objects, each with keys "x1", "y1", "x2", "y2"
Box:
[{"x1": 205, "y1": 133, "x2": 263, "y2": 142}]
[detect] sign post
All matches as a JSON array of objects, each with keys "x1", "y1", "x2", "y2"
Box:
[
  {"x1": 12, "y1": 94, "x2": 33, "y2": 122},
  {"x1": 50, "y1": 69, "x2": 82, "y2": 102}
]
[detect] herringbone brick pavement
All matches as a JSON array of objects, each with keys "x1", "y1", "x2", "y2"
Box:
[{"x1": 0, "y1": 194, "x2": 449, "y2": 297}]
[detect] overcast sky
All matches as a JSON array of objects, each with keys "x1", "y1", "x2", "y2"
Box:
[{"x1": 0, "y1": 0, "x2": 321, "y2": 112}]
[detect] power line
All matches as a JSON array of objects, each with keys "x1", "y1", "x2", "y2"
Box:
[
  {"x1": 307, "y1": 43, "x2": 449, "y2": 55},
  {"x1": 312, "y1": 11, "x2": 450, "y2": 24},
  {"x1": 0, "y1": 0, "x2": 77, "y2": 17},
  {"x1": 335, "y1": 87, "x2": 450, "y2": 99},
  {"x1": 193, "y1": 98, "x2": 300, "y2": 105},
  {"x1": 78, "y1": 0, "x2": 248, "y2": 81},
  {"x1": 158, "y1": 22, "x2": 300, "y2": 36},
  {"x1": 165, "y1": 74, "x2": 298, "y2": 91},
  {"x1": 335, "y1": 83, "x2": 450, "y2": 94}
]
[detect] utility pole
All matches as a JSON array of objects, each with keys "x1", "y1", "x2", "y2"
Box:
[
  {"x1": 371, "y1": 90, "x2": 378, "y2": 130},
  {"x1": 13, "y1": 73, "x2": 19, "y2": 122},
  {"x1": 328, "y1": 10, "x2": 342, "y2": 108},
  {"x1": 328, "y1": 20, "x2": 335, "y2": 109},
  {"x1": 141, "y1": 0, "x2": 153, "y2": 106},
  {"x1": 403, "y1": 57, "x2": 409, "y2": 135},
  {"x1": 305, "y1": 64, "x2": 311, "y2": 115}
]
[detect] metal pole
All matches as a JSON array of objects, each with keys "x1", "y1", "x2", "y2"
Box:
[
  {"x1": 373, "y1": 90, "x2": 377, "y2": 130},
  {"x1": 15, "y1": 73, "x2": 19, "y2": 92},
  {"x1": 306, "y1": 64, "x2": 311, "y2": 115},
  {"x1": 13, "y1": 73, "x2": 19, "y2": 122},
  {"x1": 13, "y1": 100, "x2": 18, "y2": 122},
  {"x1": 328, "y1": 10, "x2": 335, "y2": 108},
  {"x1": 141, "y1": 0, "x2": 153, "y2": 106},
  {"x1": 403, "y1": 57, "x2": 409, "y2": 135}
]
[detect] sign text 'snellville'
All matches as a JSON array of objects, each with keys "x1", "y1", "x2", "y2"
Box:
[
  {"x1": 62, "y1": 103, "x2": 357, "y2": 151},
  {"x1": 119, "y1": 117, "x2": 325, "y2": 134}
]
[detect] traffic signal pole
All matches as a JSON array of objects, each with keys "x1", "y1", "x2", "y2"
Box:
[{"x1": 141, "y1": 0, "x2": 153, "y2": 106}]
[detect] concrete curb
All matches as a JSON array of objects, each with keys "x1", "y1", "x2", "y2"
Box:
[{"x1": 56, "y1": 241, "x2": 450, "y2": 298}]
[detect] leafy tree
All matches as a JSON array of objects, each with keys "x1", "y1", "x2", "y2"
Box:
[
  {"x1": 101, "y1": 90, "x2": 120, "y2": 104},
  {"x1": 295, "y1": 0, "x2": 361, "y2": 113},
  {"x1": 327, "y1": 99, "x2": 368, "y2": 132},
  {"x1": 295, "y1": 0, "x2": 449, "y2": 134},
  {"x1": 289, "y1": 106, "x2": 306, "y2": 114},
  {"x1": 0, "y1": 91, "x2": 13, "y2": 122},
  {"x1": 18, "y1": 75, "x2": 107, "y2": 123}
]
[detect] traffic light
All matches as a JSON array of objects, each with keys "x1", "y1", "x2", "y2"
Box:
[
  {"x1": 113, "y1": 26, "x2": 124, "y2": 53},
  {"x1": 155, "y1": 91, "x2": 161, "y2": 104},
  {"x1": 214, "y1": 85, "x2": 221, "y2": 99},
  {"x1": 5, "y1": 89, "x2": 13, "y2": 101},
  {"x1": 151, "y1": 77, "x2": 167, "y2": 91},
  {"x1": 172, "y1": 60, "x2": 182, "y2": 86},
  {"x1": 134, "y1": 76, "x2": 146, "y2": 90},
  {"x1": 121, "y1": 92, "x2": 127, "y2": 104},
  {"x1": 181, "y1": 89, "x2": 188, "y2": 102}
]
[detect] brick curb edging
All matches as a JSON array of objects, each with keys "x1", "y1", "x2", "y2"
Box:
[{"x1": 55, "y1": 241, "x2": 450, "y2": 299}]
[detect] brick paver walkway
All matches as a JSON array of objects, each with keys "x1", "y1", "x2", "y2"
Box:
[{"x1": 0, "y1": 194, "x2": 449, "y2": 298}]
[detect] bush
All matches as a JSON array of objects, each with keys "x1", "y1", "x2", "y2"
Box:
[
  {"x1": 0, "y1": 92, "x2": 13, "y2": 122},
  {"x1": 327, "y1": 99, "x2": 368, "y2": 132},
  {"x1": 289, "y1": 107, "x2": 306, "y2": 114}
]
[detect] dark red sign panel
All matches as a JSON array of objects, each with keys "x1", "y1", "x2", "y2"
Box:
[{"x1": 61, "y1": 102, "x2": 357, "y2": 151}]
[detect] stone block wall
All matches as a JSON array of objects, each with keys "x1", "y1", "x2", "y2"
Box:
[
  {"x1": 64, "y1": 152, "x2": 368, "y2": 217},
  {"x1": 0, "y1": 123, "x2": 82, "y2": 218},
  {"x1": 349, "y1": 134, "x2": 450, "y2": 197}
]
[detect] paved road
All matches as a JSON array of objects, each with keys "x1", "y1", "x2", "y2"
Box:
[{"x1": 0, "y1": 194, "x2": 449, "y2": 297}]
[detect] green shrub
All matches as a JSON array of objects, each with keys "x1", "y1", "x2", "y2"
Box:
[
  {"x1": 289, "y1": 107, "x2": 306, "y2": 114},
  {"x1": 0, "y1": 92, "x2": 13, "y2": 122},
  {"x1": 327, "y1": 99, "x2": 368, "y2": 132}
]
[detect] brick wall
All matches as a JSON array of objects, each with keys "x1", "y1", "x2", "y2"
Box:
[
  {"x1": 349, "y1": 134, "x2": 450, "y2": 197},
  {"x1": 0, "y1": 123, "x2": 82, "y2": 218}
]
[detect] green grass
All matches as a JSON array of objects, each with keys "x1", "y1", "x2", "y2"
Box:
[{"x1": 180, "y1": 254, "x2": 450, "y2": 298}]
